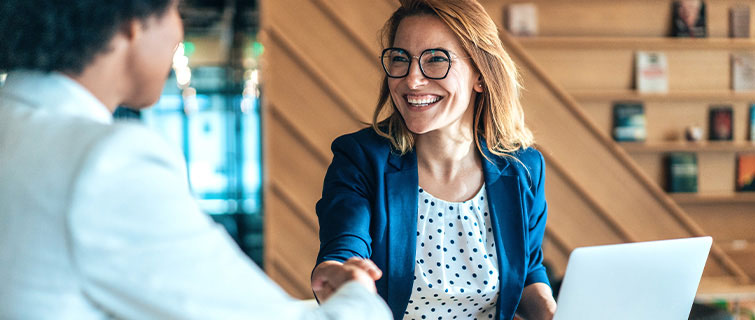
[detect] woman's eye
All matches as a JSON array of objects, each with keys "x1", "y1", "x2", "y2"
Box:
[
  {"x1": 427, "y1": 56, "x2": 449, "y2": 63},
  {"x1": 392, "y1": 56, "x2": 410, "y2": 63}
]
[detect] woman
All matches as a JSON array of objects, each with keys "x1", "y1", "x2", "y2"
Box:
[{"x1": 311, "y1": 0, "x2": 557, "y2": 319}]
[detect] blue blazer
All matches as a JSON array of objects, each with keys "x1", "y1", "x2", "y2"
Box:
[{"x1": 315, "y1": 128, "x2": 550, "y2": 320}]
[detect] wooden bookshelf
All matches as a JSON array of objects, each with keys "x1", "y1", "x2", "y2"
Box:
[
  {"x1": 571, "y1": 90, "x2": 755, "y2": 102},
  {"x1": 670, "y1": 193, "x2": 755, "y2": 204},
  {"x1": 517, "y1": 36, "x2": 755, "y2": 50},
  {"x1": 620, "y1": 141, "x2": 755, "y2": 153}
]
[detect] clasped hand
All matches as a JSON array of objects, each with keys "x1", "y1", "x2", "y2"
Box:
[{"x1": 311, "y1": 257, "x2": 383, "y2": 301}]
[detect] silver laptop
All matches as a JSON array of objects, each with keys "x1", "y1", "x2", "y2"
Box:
[{"x1": 553, "y1": 236, "x2": 712, "y2": 320}]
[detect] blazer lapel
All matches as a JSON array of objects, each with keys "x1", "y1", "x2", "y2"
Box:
[
  {"x1": 385, "y1": 150, "x2": 418, "y2": 318},
  {"x1": 481, "y1": 151, "x2": 527, "y2": 318}
]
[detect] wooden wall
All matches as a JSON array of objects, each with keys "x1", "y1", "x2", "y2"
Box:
[{"x1": 261, "y1": 0, "x2": 755, "y2": 299}]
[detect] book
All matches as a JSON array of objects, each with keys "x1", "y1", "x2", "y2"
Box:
[
  {"x1": 635, "y1": 51, "x2": 668, "y2": 93},
  {"x1": 612, "y1": 101, "x2": 646, "y2": 142},
  {"x1": 732, "y1": 53, "x2": 755, "y2": 91},
  {"x1": 730, "y1": 5, "x2": 751, "y2": 38},
  {"x1": 737, "y1": 153, "x2": 755, "y2": 191},
  {"x1": 667, "y1": 153, "x2": 698, "y2": 193},
  {"x1": 671, "y1": 0, "x2": 707, "y2": 37},
  {"x1": 709, "y1": 106, "x2": 734, "y2": 141},
  {"x1": 749, "y1": 104, "x2": 755, "y2": 141},
  {"x1": 506, "y1": 3, "x2": 537, "y2": 36}
]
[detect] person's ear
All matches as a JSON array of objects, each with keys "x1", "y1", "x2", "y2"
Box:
[
  {"x1": 120, "y1": 18, "x2": 144, "y2": 43},
  {"x1": 474, "y1": 75, "x2": 484, "y2": 93}
]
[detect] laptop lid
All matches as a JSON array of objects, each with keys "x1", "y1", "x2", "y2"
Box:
[{"x1": 553, "y1": 236, "x2": 712, "y2": 320}]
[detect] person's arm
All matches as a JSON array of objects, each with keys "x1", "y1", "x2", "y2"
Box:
[
  {"x1": 517, "y1": 282, "x2": 557, "y2": 320},
  {"x1": 68, "y1": 125, "x2": 391, "y2": 320},
  {"x1": 517, "y1": 150, "x2": 556, "y2": 320},
  {"x1": 314, "y1": 134, "x2": 380, "y2": 296}
]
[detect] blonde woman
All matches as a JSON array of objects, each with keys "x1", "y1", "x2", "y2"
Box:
[{"x1": 311, "y1": 0, "x2": 557, "y2": 319}]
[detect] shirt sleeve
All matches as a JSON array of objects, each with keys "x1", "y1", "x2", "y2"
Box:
[
  {"x1": 67, "y1": 125, "x2": 391, "y2": 320},
  {"x1": 315, "y1": 134, "x2": 375, "y2": 265},
  {"x1": 524, "y1": 150, "x2": 550, "y2": 287}
]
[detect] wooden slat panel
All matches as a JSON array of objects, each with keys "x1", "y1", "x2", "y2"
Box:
[
  {"x1": 266, "y1": 191, "x2": 319, "y2": 299},
  {"x1": 264, "y1": 44, "x2": 364, "y2": 157},
  {"x1": 545, "y1": 163, "x2": 628, "y2": 247},
  {"x1": 542, "y1": 234, "x2": 569, "y2": 278},
  {"x1": 265, "y1": 0, "x2": 385, "y2": 118},
  {"x1": 267, "y1": 115, "x2": 329, "y2": 215},
  {"x1": 267, "y1": 253, "x2": 315, "y2": 299}
]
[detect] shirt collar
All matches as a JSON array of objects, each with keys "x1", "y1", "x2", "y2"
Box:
[{"x1": 0, "y1": 70, "x2": 113, "y2": 124}]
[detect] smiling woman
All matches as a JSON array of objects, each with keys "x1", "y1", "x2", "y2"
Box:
[{"x1": 311, "y1": 0, "x2": 558, "y2": 319}]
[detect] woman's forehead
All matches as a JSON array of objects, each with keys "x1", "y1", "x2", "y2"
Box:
[{"x1": 393, "y1": 15, "x2": 464, "y2": 54}]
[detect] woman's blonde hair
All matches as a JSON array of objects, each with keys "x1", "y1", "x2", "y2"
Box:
[{"x1": 371, "y1": 0, "x2": 534, "y2": 158}]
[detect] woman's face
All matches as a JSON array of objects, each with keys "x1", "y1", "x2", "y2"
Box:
[{"x1": 388, "y1": 15, "x2": 482, "y2": 136}]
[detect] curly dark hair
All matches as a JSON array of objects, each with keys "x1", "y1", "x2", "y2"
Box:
[{"x1": 0, "y1": 0, "x2": 174, "y2": 74}]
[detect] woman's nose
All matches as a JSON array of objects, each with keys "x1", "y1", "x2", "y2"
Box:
[{"x1": 405, "y1": 57, "x2": 428, "y2": 89}]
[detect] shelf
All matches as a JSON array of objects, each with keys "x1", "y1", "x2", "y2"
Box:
[
  {"x1": 670, "y1": 193, "x2": 755, "y2": 204},
  {"x1": 570, "y1": 90, "x2": 755, "y2": 102},
  {"x1": 620, "y1": 141, "x2": 755, "y2": 153},
  {"x1": 516, "y1": 36, "x2": 755, "y2": 50}
]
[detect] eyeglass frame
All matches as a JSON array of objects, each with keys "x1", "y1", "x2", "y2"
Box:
[{"x1": 380, "y1": 47, "x2": 469, "y2": 80}]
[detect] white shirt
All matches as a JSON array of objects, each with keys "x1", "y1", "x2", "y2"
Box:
[
  {"x1": 404, "y1": 186, "x2": 500, "y2": 320},
  {"x1": 0, "y1": 71, "x2": 392, "y2": 320}
]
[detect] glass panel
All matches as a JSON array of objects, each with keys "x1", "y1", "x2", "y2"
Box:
[
  {"x1": 241, "y1": 94, "x2": 262, "y2": 214},
  {"x1": 187, "y1": 94, "x2": 230, "y2": 198},
  {"x1": 141, "y1": 94, "x2": 184, "y2": 152}
]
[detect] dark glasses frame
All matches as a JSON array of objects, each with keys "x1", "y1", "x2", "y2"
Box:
[{"x1": 381, "y1": 47, "x2": 455, "y2": 80}]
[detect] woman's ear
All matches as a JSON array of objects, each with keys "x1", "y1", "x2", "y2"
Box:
[{"x1": 474, "y1": 76, "x2": 484, "y2": 93}]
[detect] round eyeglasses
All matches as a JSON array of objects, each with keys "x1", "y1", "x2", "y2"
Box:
[{"x1": 381, "y1": 47, "x2": 457, "y2": 80}]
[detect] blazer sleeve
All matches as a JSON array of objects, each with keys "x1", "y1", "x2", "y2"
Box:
[
  {"x1": 524, "y1": 150, "x2": 551, "y2": 287},
  {"x1": 316, "y1": 134, "x2": 376, "y2": 265},
  {"x1": 67, "y1": 125, "x2": 391, "y2": 320}
]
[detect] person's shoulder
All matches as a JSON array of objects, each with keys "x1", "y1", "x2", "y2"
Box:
[
  {"x1": 490, "y1": 146, "x2": 544, "y2": 185},
  {"x1": 511, "y1": 146, "x2": 544, "y2": 168},
  {"x1": 488, "y1": 146, "x2": 543, "y2": 169},
  {"x1": 81, "y1": 121, "x2": 185, "y2": 173}
]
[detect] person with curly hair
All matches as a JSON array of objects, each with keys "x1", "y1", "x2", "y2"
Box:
[{"x1": 0, "y1": 1, "x2": 390, "y2": 319}]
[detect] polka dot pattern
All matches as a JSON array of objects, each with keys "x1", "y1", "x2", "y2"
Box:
[{"x1": 403, "y1": 185, "x2": 500, "y2": 320}]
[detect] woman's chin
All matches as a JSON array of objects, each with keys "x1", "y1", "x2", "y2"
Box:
[{"x1": 405, "y1": 123, "x2": 434, "y2": 135}]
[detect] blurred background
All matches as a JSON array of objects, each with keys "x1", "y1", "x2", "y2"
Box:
[{"x1": 115, "y1": 0, "x2": 265, "y2": 264}]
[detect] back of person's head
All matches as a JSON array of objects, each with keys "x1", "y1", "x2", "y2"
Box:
[
  {"x1": 0, "y1": 0, "x2": 175, "y2": 75},
  {"x1": 372, "y1": 0, "x2": 535, "y2": 157}
]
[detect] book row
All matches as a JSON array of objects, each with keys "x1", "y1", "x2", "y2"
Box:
[
  {"x1": 613, "y1": 102, "x2": 755, "y2": 142},
  {"x1": 506, "y1": 1, "x2": 750, "y2": 38},
  {"x1": 667, "y1": 152, "x2": 755, "y2": 192},
  {"x1": 637, "y1": 51, "x2": 755, "y2": 93}
]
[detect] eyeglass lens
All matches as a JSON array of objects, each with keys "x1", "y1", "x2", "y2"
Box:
[{"x1": 381, "y1": 48, "x2": 451, "y2": 79}]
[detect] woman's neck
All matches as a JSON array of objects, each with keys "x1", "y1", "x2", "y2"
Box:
[{"x1": 416, "y1": 129, "x2": 476, "y2": 172}]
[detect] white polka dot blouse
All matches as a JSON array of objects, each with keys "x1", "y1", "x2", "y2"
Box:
[{"x1": 403, "y1": 185, "x2": 500, "y2": 320}]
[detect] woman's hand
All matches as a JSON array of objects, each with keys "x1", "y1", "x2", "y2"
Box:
[
  {"x1": 517, "y1": 282, "x2": 557, "y2": 320},
  {"x1": 311, "y1": 257, "x2": 383, "y2": 301}
]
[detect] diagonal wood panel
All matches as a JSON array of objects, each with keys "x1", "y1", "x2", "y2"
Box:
[{"x1": 261, "y1": 0, "x2": 394, "y2": 298}]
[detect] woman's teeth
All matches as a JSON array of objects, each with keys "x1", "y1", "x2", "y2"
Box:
[{"x1": 407, "y1": 96, "x2": 441, "y2": 107}]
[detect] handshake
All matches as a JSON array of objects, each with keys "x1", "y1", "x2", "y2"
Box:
[{"x1": 311, "y1": 257, "x2": 383, "y2": 301}]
